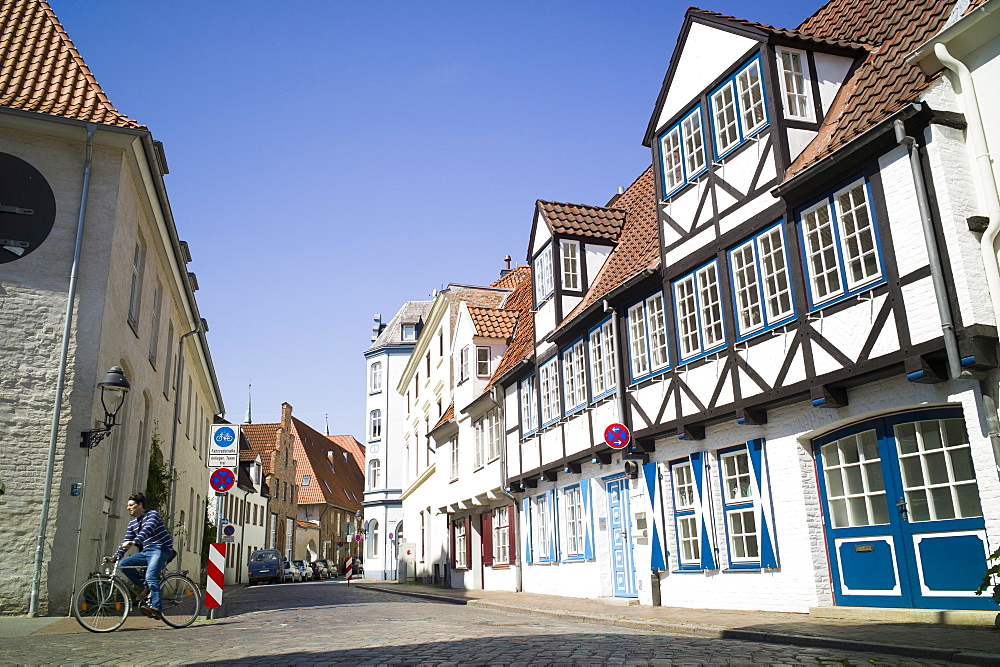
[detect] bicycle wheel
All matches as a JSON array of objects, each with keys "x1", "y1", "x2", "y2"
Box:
[
  {"x1": 159, "y1": 573, "x2": 200, "y2": 628},
  {"x1": 72, "y1": 577, "x2": 130, "y2": 632}
]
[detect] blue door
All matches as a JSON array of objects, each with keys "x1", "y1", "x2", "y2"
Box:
[
  {"x1": 606, "y1": 476, "x2": 637, "y2": 598},
  {"x1": 815, "y1": 409, "x2": 996, "y2": 610}
]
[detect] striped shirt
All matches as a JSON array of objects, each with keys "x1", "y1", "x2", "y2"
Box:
[{"x1": 115, "y1": 509, "x2": 173, "y2": 559}]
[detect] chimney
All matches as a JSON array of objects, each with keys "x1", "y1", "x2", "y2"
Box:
[
  {"x1": 371, "y1": 313, "x2": 384, "y2": 343},
  {"x1": 500, "y1": 254, "x2": 513, "y2": 277}
]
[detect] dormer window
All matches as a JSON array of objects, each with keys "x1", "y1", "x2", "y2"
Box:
[
  {"x1": 533, "y1": 244, "x2": 554, "y2": 305},
  {"x1": 402, "y1": 324, "x2": 416, "y2": 341},
  {"x1": 710, "y1": 56, "x2": 768, "y2": 159},
  {"x1": 560, "y1": 240, "x2": 580, "y2": 291},
  {"x1": 777, "y1": 48, "x2": 813, "y2": 121},
  {"x1": 302, "y1": 475, "x2": 311, "y2": 486},
  {"x1": 659, "y1": 106, "x2": 707, "y2": 196}
]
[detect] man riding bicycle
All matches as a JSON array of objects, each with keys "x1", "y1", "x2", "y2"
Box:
[{"x1": 103, "y1": 492, "x2": 175, "y2": 620}]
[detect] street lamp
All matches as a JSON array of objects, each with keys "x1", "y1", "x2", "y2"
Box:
[{"x1": 80, "y1": 366, "x2": 131, "y2": 448}]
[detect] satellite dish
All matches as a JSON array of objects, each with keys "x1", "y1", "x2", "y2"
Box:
[{"x1": 0, "y1": 152, "x2": 57, "y2": 264}]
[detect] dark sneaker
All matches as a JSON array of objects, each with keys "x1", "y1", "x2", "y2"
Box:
[
  {"x1": 138, "y1": 587, "x2": 150, "y2": 604},
  {"x1": 139, "y1": 604, "x2": 162, "y2": 621}
]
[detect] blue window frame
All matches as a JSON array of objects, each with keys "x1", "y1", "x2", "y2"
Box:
[
  {"x1": 717, "y1": 440, "x2": 779, "y2": 570},
  {"x1": 728, "y1": 222, "x2": 795, "y2": 341},
  {"x1": 798, "y1": 177, "x2": 885, "y2": 310},
  {"x1": 533, "y1": 243, "x2": 554, "y2": 306},
  {"x1": 562, "y1": 482, "x2": 593, "y2": 562},
  {"x1": 561, "y1": 337, "x2": 587, "y2": 414},
  {"x1": 670, "y1": 453, "x2": 717, "y2": 571},
  {"x1": 673, "y1": 260, "x2": 726, "y2": 363},
  {"x1": 658, "y1": 105, "x2": 708, "y2": 198},
  {"x1": 588, "y1": 317, "x2": 617, "y2": 400},
  {"x1": 524, "y1": 491, "x2": 557, "y2": 564},
  {"x1": 519, "y1": 373, "x2": 538, "y2": 436},
  {"x1": 709, "y1": 55, "x2": 769, "y2": 160},
  {"x1": 538, "y1": 356, "x2": 561, "y2": 427},
  {"x1": 627, "y1": 291, "x2": 671, "y2": 382}
]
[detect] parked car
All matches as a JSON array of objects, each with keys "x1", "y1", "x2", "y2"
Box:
[
  {"x1": 317, "y1": 559, "x2": 338, "y2": 578},
  {"x1": 293, "y1": 559, "x2": 313, "y2": 581},
  {"x1": 311, "y1": 560, "x2": 330, "y2": 579},
  {"x1": 282, "y1": 560, "x2": 302, "y2": 582},
  {"x1": 247, "y1": 548, "x2": 283, "y2": 585}
]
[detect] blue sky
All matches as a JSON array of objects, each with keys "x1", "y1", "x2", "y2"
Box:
[{"x1": 53, "y1": 0, "x2": 818, "y2": 436}]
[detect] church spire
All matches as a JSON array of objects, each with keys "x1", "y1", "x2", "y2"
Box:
[{"x1": 245, "y1": 380, "x2": 252, "y2": 424}]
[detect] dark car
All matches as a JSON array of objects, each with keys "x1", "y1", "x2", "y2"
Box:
[{"x1": 247, "y1": 548, "x2": 283, "y2": 585}]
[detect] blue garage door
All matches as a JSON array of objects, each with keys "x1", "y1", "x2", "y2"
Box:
[{"x1": 814, "y1": 408, "x2": 996, "y2": 610}]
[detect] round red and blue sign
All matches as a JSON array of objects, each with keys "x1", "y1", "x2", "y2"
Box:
[
  {"x1": 604, "y1": 423, "x2": 631, "y2": 449},
  {"x1": 210, "y1": 468, "x2": 236, "y2": 493}
]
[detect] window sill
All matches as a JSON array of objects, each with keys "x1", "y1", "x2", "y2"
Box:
[
  {"x1": 671, "y1": 567, "x2": 705, "y2": 573},
  {"x1": 491, "y1": 564, "x2": 511, "y2": 569},
  {"x1": 722, "y1": 566, "x2": 763, "y2": 572},
  {"x1": 562, "y1": 556, "x2": 586, "y2": 563}
]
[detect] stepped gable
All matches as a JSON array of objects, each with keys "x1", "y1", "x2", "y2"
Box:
[
  {"x1": 290, "y1": 417, "x2": 364, "y2": 509},
  {"x1": 469, "y1": 306, "x2": 519, "y2": 340},
  {"x1": 487, "y1": 266, "x2": 534, "y2": 389},
  {"x1": 786, "y1": 0, "x2": 987, "y2": 178},
  {"x1": 0, "y1": 0, "x2": 143, "y2": 128},
  {"x1": 537, "y1": 200, "x2": 627, "y2": 242},
  {"x1": 565, "y1": 166, "x2": 658, "y2": 321},
  {"x1": 241, "y1": 423, "x2": 281, "y2": 476}
]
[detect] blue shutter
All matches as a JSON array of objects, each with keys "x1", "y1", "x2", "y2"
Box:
[
  {"x1": 747, "y1": 438, "x2": 779, "y2": 568},
  {"x1": 522, "y1": 497, "x2": 533, "y2": 564},
  {"x1": 581, "y1": 480, "x2": 594, "y2": 560},
  {"x1": 643, "y1": 461, "x2": 666, "y2": 571},
  {"x1": 689, "y1": 451, "x2": 717, "y2": 570},
  {"x1": 548, "y1": 489, "x2": 558, "y2": 562}
]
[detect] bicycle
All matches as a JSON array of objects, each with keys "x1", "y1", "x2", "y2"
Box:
[{"x1": 71, "y1": 556, "x2": 202, "y2": 632}]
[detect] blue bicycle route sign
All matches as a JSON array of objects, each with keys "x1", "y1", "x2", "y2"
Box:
[{"x1": 209, "y1": 424, "x2": 240, "y2": 468}]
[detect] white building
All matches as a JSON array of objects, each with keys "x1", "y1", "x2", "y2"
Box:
[{"x1": 362, "y1": 302, "x2": 431, "y2": 580}]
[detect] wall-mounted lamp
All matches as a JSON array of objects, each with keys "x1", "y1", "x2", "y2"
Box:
[{"x1": 80, "y1": 366, "x2": 130, "y2": 448}]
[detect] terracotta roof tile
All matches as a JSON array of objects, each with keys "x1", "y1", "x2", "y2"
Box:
[
  {"x1": 537, "y1": 200, "x2": 627, "y2": 242},
  {"x1": 327, "y1": 434, "x2": 366, "y2": 473},
  {"x1": 567, "y1": 167, "x2": 659, "y2": 319},
  {"x1": 240, "y1": 423, "x2": 281, "y2": 477},
  {"x1": 0, "y1": 0, "x2": 143, "y2": 128},
  {"x1": 434, "y1": 402, "x2": 455, "y2": 430},
  {"x1": 290, "y1": 418, "x2": 364, "y2": 510},
  {"x1": 488, "y1": 268, "x2": 535, "y2": 388},
  {"x1": 786, "y1": 0, "x2": 976, "y2": 177},
  {"x1": 490, "y1": 265, "x2": 531, "y2": 291},
  {"x1": 468, "y1": 306, "x2": 519, "y2": 339},
  {"x1": 691, "y1": 7, "x2": 872, "y2": 49}
]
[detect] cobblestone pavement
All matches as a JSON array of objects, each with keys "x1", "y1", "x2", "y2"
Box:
[{"x1": 0, "y1": 580, "x2": 972, "y2": 666}]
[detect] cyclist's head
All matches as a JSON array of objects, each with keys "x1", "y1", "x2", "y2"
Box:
[{"x1": 127, "y1": 492, "x2": 147, "y2": 516}]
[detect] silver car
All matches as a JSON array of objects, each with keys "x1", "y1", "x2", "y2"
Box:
[{"x1": 282, "y1": 560, "x2": 302, "y2": 582}]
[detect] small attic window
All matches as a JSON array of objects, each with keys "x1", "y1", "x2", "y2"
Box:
[
  {"x1": 402, "y1": 324, "x2": 416, "y2": 341},
  {"x1": 302, "y1": 475, "x2": 311, "y2": 486},
  {"x1": 777, "y1": 48, "x2": 814, "y2": 121},
  {"x1": 343, "y1": 451, "x2": 349, "y2": 461}
]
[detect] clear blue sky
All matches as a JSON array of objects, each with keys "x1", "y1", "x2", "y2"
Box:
[{"x1": 53, "y1": 0, "x2": 818, "y2": 437}]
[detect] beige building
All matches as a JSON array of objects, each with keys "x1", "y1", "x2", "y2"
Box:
[{"x1": 0, "y1": 0, "x2": 224, "y2": 614}]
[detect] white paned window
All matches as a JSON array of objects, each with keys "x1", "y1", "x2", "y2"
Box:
[
  {"x1": 493, "y1": 506, "x2": 510, "y2": 565},
  {"x1": 562, "y1": 340, "x2": 587, "y2": 411},
  {"x1": 127, "y1": 240, "x2": 145, "y2": 329},
  {"x1": 736, "y1": 59, "x2": 767, "y2": 134},
  {"x1": 675, "y1": 261, "x2": 725, "y2": 361},
  {"x1": 459, "y1": 346, "x2": 470, "y2": 382},
  {"x1": 534, "y1": 244, "x2": 554, "y2": 304},
  {"x1": 539, "y1": 359, "x2": 560, "y2": 424},
  {"x1": 454, "y1": 520, "x2": 467, "y2": 568},
  {"x1": 681, "y1": 109, "x2": 706, "y2": 176},
  {"x1": 646, "y1": 293, "x2": 669, "y2": 370},
  {"x1": 370, "y1": 361, "x2": 382, "y2": 392},
  {"x1": 561, "y1": 240, "x2": 580, "y2": 291},
  {"x1": 402, "y1": 324, "x2": 416, "y2": 340},
  {"x1": 487, "y1": 408, "x2": 502, "y2": 460},
  {"x1": 627, "y1": 302, "x2": 649, "y2": 379},
  {"x1": 820, "y1": 430, "x2": 889, "y2": 528},
  {"x1": 369, "y1": 409, "x2": 381, "y2": 440},
  {"x1": 720, "y1": 449, "x2": 759, "y2": 562},
  {"x1": 627, "y1": 292, "x2": 670, "y2": 381},
  {"x1": 672, "y1": 461, "x2": 700, "y2": 566},
  {"x1": 476, "y1": 346, "x2": 490, "y2": 377},
  {"x1": 368, "y1": 459, "x2": 381, "y2": 489},
  {"x1": 894, "y1": 418, "x2": 982, "y2": 522},
  {"x1": 519, "y1": 374, "x2": 538, "y2": 435},
  {"x1": 711, "y1": 82, "x2": 740, "y2": 155},
  {"x1": 729, "y1": 223, "x2": 793, "y2": 338},
  {"x1": 777, "y1": 48, "x2": 813, "y2": 120},
  {"x1": 800, "y1": 179, "x2": 882, "y2": 308},
  {"x1": 474, "y1": 416, "x2": 485, "y2": 468},
  {"x1": 533, "y1": 495, "x2": 551, "y2": 560},
  {"x1": 565, "y1": 485, "x2": 585, "y2": 557},
  {"x1": 450, "y1": 437, "x2": 459, "y2": 481},
  {"x1": 660, "y1": 126, "x2": 684, "y2": 193},
  {"x1": 588, "y1": 319, "x2": 616, "y2": 397}
]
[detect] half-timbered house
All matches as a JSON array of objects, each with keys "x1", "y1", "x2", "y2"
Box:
[{"x1": 499, "y1": 0, "x2": 1000, "y2": 613}]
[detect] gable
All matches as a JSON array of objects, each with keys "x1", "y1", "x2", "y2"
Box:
[{"x1": 649, "y1": 19, "x2": 760, "y2": 141}]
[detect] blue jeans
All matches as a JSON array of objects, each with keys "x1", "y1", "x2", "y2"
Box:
[{"x1": 119, "y1": 547, "x2": 169, "y2": 610}]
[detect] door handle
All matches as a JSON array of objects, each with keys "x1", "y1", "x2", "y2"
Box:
[{"x1": 896, "y1": 496, "x2": 908, "y2": 521}]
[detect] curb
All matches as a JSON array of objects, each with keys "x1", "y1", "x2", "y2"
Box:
[{"x1": 358, "y1": 585, "x2": 1000, "y2": 665}]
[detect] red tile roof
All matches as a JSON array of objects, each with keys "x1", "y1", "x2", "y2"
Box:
[
  {"x1": 434, "y1": 402, "x2": 455, "y2": 430},
  {"x1": 0, "y1": 0, "x2": 143, "y2": 128},
  {"x1": 469, "y1": 306, "x2": 519, "y2": 339},
  {"x1": 690, "y1": 7, "x2": 872, "y2": 50},
  {"x1": 488, "y1": 267, "x2": 535, "y2": 388},
  {"x1": 537, "y1": 200, "x2": 627, "y2": 241},
  {"x1": 566, "y1": 167, "x2": 659, "y2": 318},
  {"x1": 490, "y1": 265, "x2": 531, "y2": 291},
  {"x1": 327, "y1": 434, "x2": 366, "y2": 475},
  {"x1": 290, "y1": 418, "x2": 364, "y2": 511},
  {"x1": 240, "y1": 423, "x2": 281, "y2": 477},
  {"x1": 786, "y1": 0, "x2": 984, "y2": 177}
]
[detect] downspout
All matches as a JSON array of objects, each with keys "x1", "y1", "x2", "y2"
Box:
[
  {"x1": 167, "y1": 324, "x2": 202, "y2": 521},
  {"x1": 604, "y1": 299, "x2": 628, "y2": 426},
  {"x1": 30, "y1": 123, "x2": 96, "y2": 617},
  {"x1": 493, "y1": 385, "x2": 522, "y2": 592},
  {"x1": 935, "y1": 43, "x2": 1000, "y2": 479}
]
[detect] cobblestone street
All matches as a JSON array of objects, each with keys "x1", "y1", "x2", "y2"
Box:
[{"x1": 0, "y1": 581, "x2": 966, "y2": 665}]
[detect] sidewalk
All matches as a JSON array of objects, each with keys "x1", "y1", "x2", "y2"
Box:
[{"x1": 358, "y1": 581, "x2": 1000, "y2": 665}]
